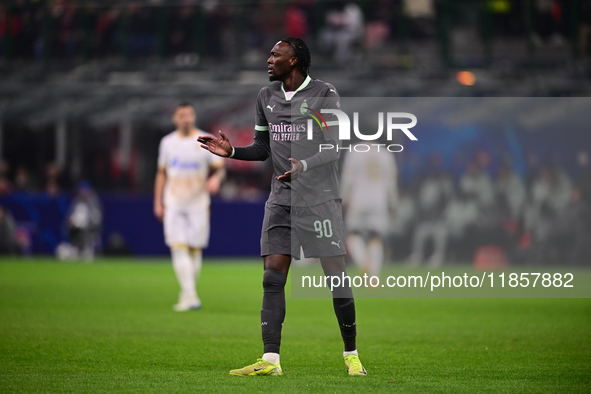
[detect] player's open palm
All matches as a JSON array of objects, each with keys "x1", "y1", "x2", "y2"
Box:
[
  {"x1": 277, "y1": 158, "x2": 303, "y2": 182},
  {"x1": 198, "y1": 131, "x2": 232, "y2": 157}
]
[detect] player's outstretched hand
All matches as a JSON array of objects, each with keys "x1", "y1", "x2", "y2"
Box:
[
  {"x1": 197, "y1": 131, "x2": 233, "y2": 157},
  {"x1": 277, "y1": 158, "x2": 303, "y2": 183}
]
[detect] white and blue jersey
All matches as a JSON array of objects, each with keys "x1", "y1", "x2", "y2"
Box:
[{"x1": 158, "y1": 130, "x2": 224, "y2": 210}]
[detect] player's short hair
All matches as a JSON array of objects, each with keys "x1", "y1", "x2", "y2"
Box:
[
  {"x1": 280, "y1": 37, "x2": 311, "y2": 76},
  {"x1": 174, "y1": 102, "x2": 193, "y2": 112}
]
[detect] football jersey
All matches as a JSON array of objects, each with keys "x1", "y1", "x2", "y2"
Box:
[
  {"x1": 254, "y1": 75, "x2": 341, "y2": 207},
  {"x1": 158, "y1": 130, "x2": 224, "y2": 209},
  {"x1": 341, "y1": 146, "x2": 398, "y2": 213}
]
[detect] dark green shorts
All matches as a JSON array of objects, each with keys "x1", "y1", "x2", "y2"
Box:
[{"x1": 260, "y1": 199, "x2": 346, "y2": 259}]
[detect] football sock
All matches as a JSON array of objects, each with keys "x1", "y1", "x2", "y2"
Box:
[
  {"x1": 343, "y1": 349, "x2": 358, "y2": 357},
  {"x1": 367, "y1": 238, "x2": 384, "y2": 277},
  {"x1": 346, "y1": 234, "x2": 366, "y2": 269},
  {"x1": 262, "y1": 352, "x2": 280, "y2": 364},
  {"x1": 261, "y1": 268, "x2": 287, "y2": 354},
  {"x1": 171, "y1": 247, "x2": 196, "y2": 300},
  {"x1": 189, "y1": 248, "x2": 202, "y2": 301},
  {"x1": 330, "y1": 270, "x2": 357, "y2": 352}
]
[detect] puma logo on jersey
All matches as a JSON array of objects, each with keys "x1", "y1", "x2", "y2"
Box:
[
  {"x1": 331, "y1": 240, "x2": 341, "y2": 248},
  {"x1": 267, "y1": 104, "x2": 276, "y2": 112},
  {"x1": 329, "y1": 89, "x2": 336, "y2": 93}
]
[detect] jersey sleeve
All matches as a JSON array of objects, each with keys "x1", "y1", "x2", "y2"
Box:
[
  {"x1": 232, "y1": 129, "x2": 271, "y2": 161},
  {"x1": 321, "y1": 84, "x2": 341, "y2": 130},
  {"x1": 157, "y1": 138, "x2": 167, "y2": 171},
  {"x1": 254, "y1": 88, "x2": 269, "y2": 132}
]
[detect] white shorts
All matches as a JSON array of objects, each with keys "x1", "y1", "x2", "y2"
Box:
[
  {"x1": 163, "y1": 205, "x2": 210, "y2": 249},
  {"x1": 345, "y1": 209, "x2": 389, "y2": 237}
]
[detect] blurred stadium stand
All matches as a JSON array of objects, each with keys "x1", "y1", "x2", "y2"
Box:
[{"x1": 0, "y1": 0, "x2": 590, "y2": 262}]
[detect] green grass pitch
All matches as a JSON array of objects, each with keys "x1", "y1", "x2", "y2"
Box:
[{"x1": 1, "y1": 258, "x2": 590, "y2": 393}]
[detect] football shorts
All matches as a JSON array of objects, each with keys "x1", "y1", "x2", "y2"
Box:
[
  {"x1": 163, "y1": 205, "x2": 210, "y2": 249},
  {"x1": 260, "y1": 199, "x2": 346, "y2": 259}
]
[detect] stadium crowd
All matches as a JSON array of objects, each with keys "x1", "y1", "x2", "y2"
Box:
[
  {"x1": 390, "y1": 152, "x2": 591, "y2": 267},
  {"x1": 2, "y1": 0, "x2": 591, "y2": 61}
]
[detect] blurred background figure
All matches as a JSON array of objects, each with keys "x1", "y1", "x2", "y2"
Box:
[
  {"x1": 403, "y1": 0, "x2": 437, "y2": 38},
  {"x1": 460, "y1": 160, "x2": 494, "y2": 210},
  {"x1": 458, "y1": 157, "x2": 504, "y2": 259},
  {"x1": 387, "y1": 188, "x2": 416, "y2": 261},
  {"x1": 154, "y1": 103, "x2": 225, "y2": 312},
  {"x1": 44, "y1": 162, "x2": 62, "y2": 197},
  {"x1": 14, "y1": 166, "x2": 34, "y2": 193},
  {"x1": 341, "y1": 145, "x2": 398, "y2": 278},
  {"x1": 543, "y1": 188, "x2": 590, "y2": 266},
  {"x1": 519, "y1": 165, "x2": 576, "y2": 265},
  {"x1": 0, "y1": 204, "x2": 18, "y2": 255},
  {"x1": 66, "y1": 181, "x2": 103, "y2": 261},
  {"x1": 320, "y1": 2, "x2": 364, "y2": 62},
  {"x1": 284, "y1": 2, "x2": 309, "y2": 39},
  {"x1": 0, "y1": 160, "x2": 12, "y2": 196},
  {"x1": 127, "y1": 2, "x2": 156, "y2": 57},
  {"x1": 443, "y1": 189, "x2": 479, "y2": 263},
  {"x1": 495, "y1": 164, "x2": 526, "y2": 222},
  {"x1": 168, "y1": 3, "x2": 196, "y2": 55},
  {"x1": 0, "y1": 176, "x2": 11, "y2": 196},
  {"x1": 531, "y1": 0, "x2": 565, "y2": 46},
  {"x1": 407, "y1": 153, "x2": 454, "y2": 267}
]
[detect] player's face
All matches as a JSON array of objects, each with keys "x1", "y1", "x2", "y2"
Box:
[
  {"x1": 267, "y1": 42, "x2": 296, "y2": 82},
  {"x1": 173, "y1": 106, "x2": 196, "y2": 133}
]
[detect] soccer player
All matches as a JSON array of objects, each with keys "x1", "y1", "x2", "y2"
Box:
[
  {"x1": 154, "y1": 102, "x2": 225, "y2": 312},
  {"x1": 198, "y1": 38, "x2": 367, "y2": 376},
  {"x1": 341, "y1": 145, "x2": 398, "y2": 278}
]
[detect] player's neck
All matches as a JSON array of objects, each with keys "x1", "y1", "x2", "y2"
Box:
[
  {"x1": 177, "y1": 128, "x2": 198, "y2": 137},
  {"x1": 281, "y1": 72, "x2": 306, "y2": 92}
]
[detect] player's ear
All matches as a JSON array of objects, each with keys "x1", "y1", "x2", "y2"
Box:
[{"x1": 290, "y1": 57, "x2": 298, "y2": 68}]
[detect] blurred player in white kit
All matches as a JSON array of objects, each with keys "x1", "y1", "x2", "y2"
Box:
[
  {"x1": 341, "y1": 145, "x2": 398, "y2": 278},
  {"x1": 154, "y1": 102, "x2": 225, "y2": 311}
]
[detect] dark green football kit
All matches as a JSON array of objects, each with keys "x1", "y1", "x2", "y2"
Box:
[
  {"x1": 232, "y1": 75, "x2": 345, "y2": 259},
  {"x1": 229, "y1": 73, "x2": 358, "y2": 357}
]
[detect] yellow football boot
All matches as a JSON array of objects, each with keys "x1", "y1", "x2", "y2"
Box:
[
  {"x1": 229, "y1": 358, "x2": 283, "y2": 376},
  {"x1": 344, "y1": 354, "x2": 367, "y2": 376}
]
